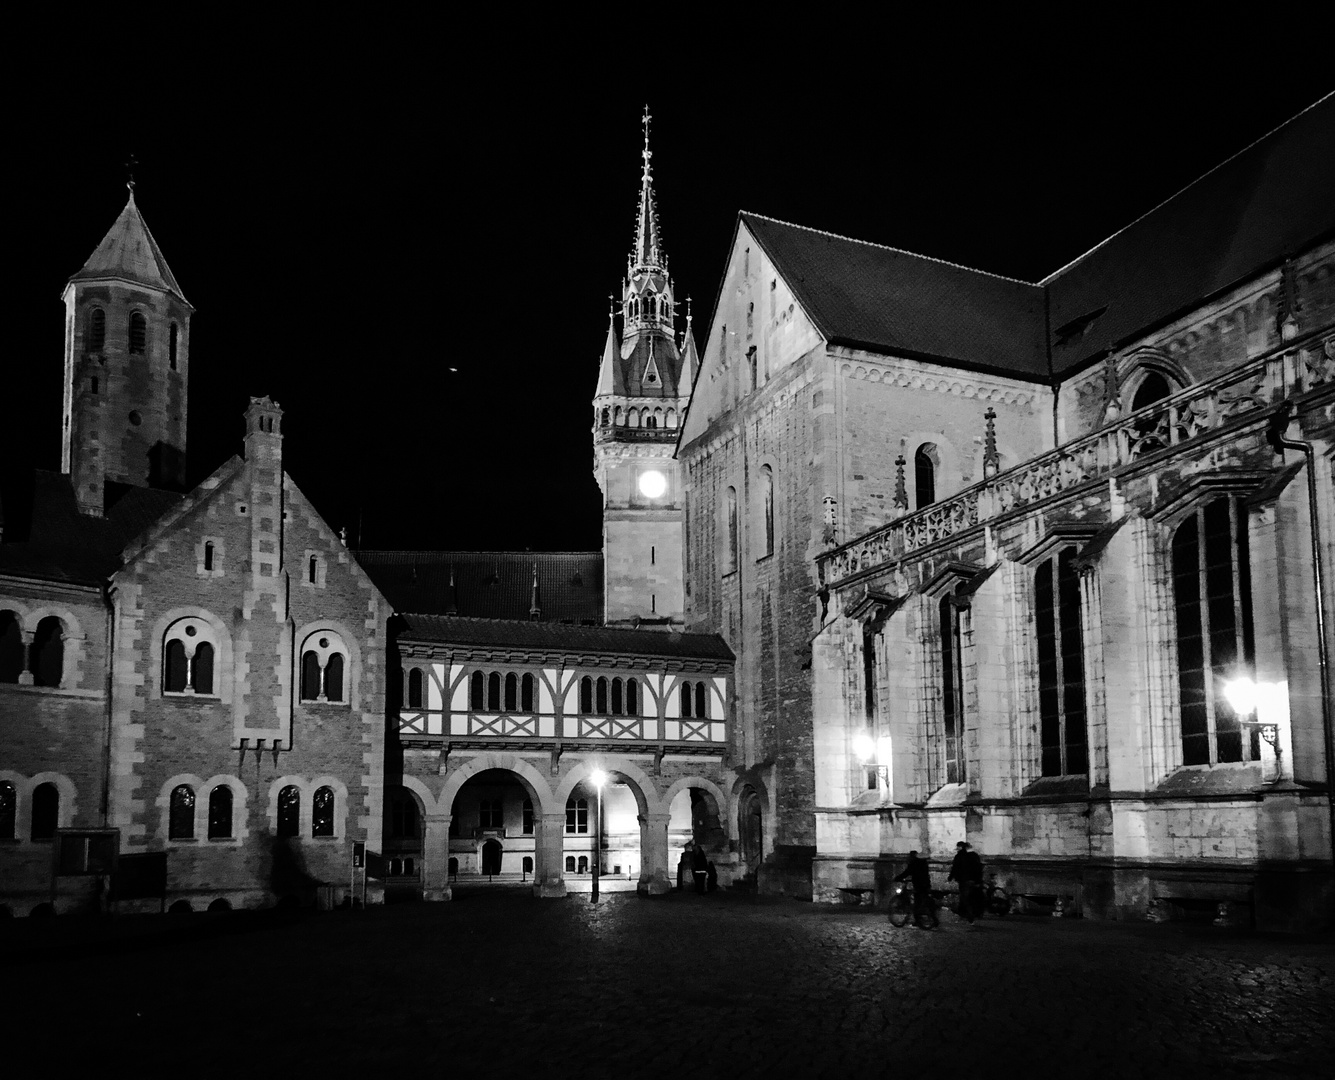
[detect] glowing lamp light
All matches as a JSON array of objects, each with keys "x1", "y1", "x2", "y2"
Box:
[
  {"x1": 853, "y1": 733, "x2": 876, "y2": 762},
  {"x1": 638, "y1": 470, "x2": 667, "y2": 499},
  {"x1": 590, "y1": 768, "x2": 608, "y2": 790},
  {"x1": 1222, "y1": 677, "x2": 1259, "y2": 717}
]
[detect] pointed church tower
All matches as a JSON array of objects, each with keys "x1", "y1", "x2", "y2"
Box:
[
  {"x1": 62, "y1": 186, "x2": 193, "y2": 515},
  {"x1": 593, "y1": 109, "x2": 688, "y2": 627}
]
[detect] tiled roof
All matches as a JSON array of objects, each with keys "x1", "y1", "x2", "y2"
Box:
[
  {"x1": 399, "y1": 613, "x2": 734, "y2": 663},
  {"x1": 742, "y1": 213, "x2": 1050, "y2": 380},
  {"x1": 67, "y1": 193, "x2": 189, "y2": 304},
  {"x1": 614, "y1": 329, "x2": 687, "y2": 398},
  {"x1": 355, "y1": 550, "x2": 604, "y2": 623},
  {"x1": 0, "y1": 472, "x2": 183, "y2": 585},
  {"x1": 1046, "y1": 95, "x2": 1335, "y2": 377}
]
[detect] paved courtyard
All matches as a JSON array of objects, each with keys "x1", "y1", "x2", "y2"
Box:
[{"x1": 5, "y1": 891, "x2": 1333, "y2": 1078}]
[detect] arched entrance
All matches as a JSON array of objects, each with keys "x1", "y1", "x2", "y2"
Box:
[
  {"x1": 385, "y1": 786, "x2": 423, "y2": 889},
  {"x1": 667, "y1": 783, "x2": 727, "y2": 890},
  {"x1": 448, "y1": 768, "x2": 538, "y2": 883},
  {"x1": 481, "y1": 838, "x2": 503, "y2": 875},
  {"x1": 560, "y1": 775, "x2": 643, "y2": 892},
  {"x1": 737, "y1": 784, "x2": 764, "y2": 881}
]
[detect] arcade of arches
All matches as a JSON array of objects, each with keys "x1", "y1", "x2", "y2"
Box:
[{"x1": 385, "y1": 754, "x2": 766, "y2": 899}]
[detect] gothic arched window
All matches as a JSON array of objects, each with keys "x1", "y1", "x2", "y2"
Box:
[
  {"x1": 207, "y1": 786, "x2": 233, "y2": 839},
  {"x1": 1173, "y1": 496, "x2": 1257, "y2": 766},
  {"x1": 915, "y1": 444, "x2": 938, "y2": 508},
  {"x1": 278, "y1": 785, "x2": 300, "y2": 838},
  {"x1": 129, "y1": 312, "x2": 147, "y2": 355},
  {"x1": 312, "y1": 786, "x2": 335, "y2": 837},
  {"x1": 301, "y1": 651, "x2": 322, "y2": 701},
  {"x1": 169, "y1": 785, "x2": 195, "y2": 839},
  {"x1": 940, "y1": 595, "x2": 965, "y2": 784},
  {"x1": 31, "y1": 782, "x2": 59, "y2": 840},
  {"x1": 760, "y1": 465, "x2": 774, "y2": 558},
  {"x1": 1035, "y1": 549, "x2": 1088, "y2": 777},
  {"x1": 725, "y1": 487, "x2": 739, "y2": 574}
]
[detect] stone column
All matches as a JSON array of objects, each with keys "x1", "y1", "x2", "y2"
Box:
[
  {"x1": 421, "y1": 813, "x2": 452, "y2": 901},
  {"x1": 638, "y1": 812, "x2": 672, "y2": 895},
  {"x1": 533, "y1": 813, "x2": 567, "y2": 898}
]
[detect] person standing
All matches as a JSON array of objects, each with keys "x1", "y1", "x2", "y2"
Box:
[
  {"x1": 894, "y1": 850, "x2": 936, "y2": 928},
  {"x1": 961, "y1": 842, "x2": 985, "y2": 921},
  {"x1": 691, "y1": 843, "x2": 709, "y2": 894},
  {"x1": 947, "y1": 842, "x2": 971, "y2": 921}
]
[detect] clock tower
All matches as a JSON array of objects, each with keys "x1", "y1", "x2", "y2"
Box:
[{"x1": 593, "y1": 109, "x2": 694, "y2": 627}]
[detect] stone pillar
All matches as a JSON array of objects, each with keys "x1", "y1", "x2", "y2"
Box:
[
  {"x1": 533, "y1": 813, "x2": 567, "y2": 898},
  {"x1": 421, "y1": 813, "x2": 452, "y2": 901},
  {"x1": 17, "y1": 631, "x2": 34, "y2": 686},
  {"x1": 638, "y1": 812, "x2": 672, "y2": 895}
]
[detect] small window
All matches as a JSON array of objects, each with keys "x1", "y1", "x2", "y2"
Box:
[
  {"x1": 580, "y1": 676, "x2": 593, "y2": 713},
  {"x1": 487, "y1": 671, "x2": 501, "y2": 711},
  {"x1": 725, "y1": 487, "x2": 739, "y2": 574},
  {"x1": 169, "y1": 785, "x2": 195, "y2": 839},
  {"x1": 88, "y1": 308, "x2": 106, "y2": 351},
  {"x1": 915, "y1": 444, "x2": 937, "y2": 508},
  {"x1": 407, "y1": 668, "x2": 424, "y2": 709},
  {"x1": 278, "y1": 785, "x2": 300, "y2": 838},
  {"x1": 521, "y1": 673, "x2": 535, "y2": 712},
  {"x1": 565, "y1": 797, "x2": 588, "y2": 834},
  {"x1": 129, "y1": 312, "x2": 147, "y2": 355},
  {"x1": 204, "y1": 542, "x2": 215, "y2": 571},
  {"x1": 611, "y1": 678, "x2": 623, "y2": 715},
  {"x1": 312, "y1": 786, "x2": 335, "y2": 837},
  {"x1": 31, "y1": 782, "x2": 59, "y2": 840},
  {"x1": 192, "y1": 643, "x2": 214, "y2": 695},
  {"x1": 760, "y1": 465, "x2": 775, "y2": 557},
  {"x1": 169, "y1": 323, "x2": 179, "y2": 370},
  {"x1": 165, "y1": 639, "x2": 188, "y2": 693},
  {"x1": 308, "y1": 557, "x2": 318, "y2": 584},
  {"x1": 504, "y1": 672, "x2": 518, "y2": 712},
  {"x1": 301, "y1": 651, "x2": 322, "y2": 700},
  {"x1": 207, "y1": 786, "x2": 233, "y2": 839},
  {"x1": 626, "y1": 678, "x2": 638, "y2": 717},
  {"x1": 479, "y1": 798, "x2": 503, "y2": 829},
  {"x1": 324, "y1": 654, "x2": 344, "y2": 702},
  {"x1": 565, "y1": 856, "x2": 576, "y2": 873},
  {"x1": 470, "y1": 670, "x2": 484, "y2": 710},
  {"x1": 522, "y1": 798, "x2": 534, "y2": 835},
  {"x1": 695, "y1": 682, "x2": 708, "y2": 719},
  {"x1": 680, "y1": 682, "x2": 693, "y2": 718},
  {"x1": 596, "y1": 677, "x2": 608, "y2": 714}
]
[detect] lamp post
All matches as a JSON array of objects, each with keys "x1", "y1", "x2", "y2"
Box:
[
  {"x1": 590, "y1": 768, "x2": 607, "y2": 902},
  {"x1": 1222, "y1": 676, "x2": 1283, "y2": 779},
  {"x1": 853, "y1": 733, "x2": 894, "y2": 795}
]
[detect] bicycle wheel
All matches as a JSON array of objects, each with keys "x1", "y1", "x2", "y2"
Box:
[
  {"x1": 888, "y1": 891, "x2": 912, "y2": 927},
  {"x1": 917, "y1": 897, "x2": 940, "y2": 930},
  {"x1": 987, "y1": 886, "x2": 1011, "y2": 916}
]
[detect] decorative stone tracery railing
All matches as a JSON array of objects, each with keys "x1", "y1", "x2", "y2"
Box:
[{"x1": 819, "y1": 331, "x2": 1334, "y2": 587}]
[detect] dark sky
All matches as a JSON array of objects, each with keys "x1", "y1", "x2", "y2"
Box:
[{"x1": 7, "y1": 27, "x2": 1331, "y2": 553}]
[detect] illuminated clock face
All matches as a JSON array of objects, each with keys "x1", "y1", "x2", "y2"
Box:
[{"x1": 638, "y1": 470, "x2": 667, "y2": 499}]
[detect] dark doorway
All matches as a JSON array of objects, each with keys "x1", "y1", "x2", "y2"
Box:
[{"x1": 481, "y1": 838, "x2": 502, "y2": 875}]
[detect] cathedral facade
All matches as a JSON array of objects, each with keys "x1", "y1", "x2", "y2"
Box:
[{"x1": 678, "y1": 97, "x2": 1334, "y2": 928}]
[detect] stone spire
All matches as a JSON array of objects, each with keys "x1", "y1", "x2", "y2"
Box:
[
  {"x1": 529, "y1": 563, "x2": 542, "y2": 621},
  {"x1": 596, "y1": 302, "x2": 618, "y2": 398},
  {"x1": 679, "y1": 298, "x2": 698, "y2": 392},
  {"x1": 631, "y1": 105, "x2": 663, "y2": 271},
  {"x1": 69, "y1": 190, "x2": 190, "y2": 305}
]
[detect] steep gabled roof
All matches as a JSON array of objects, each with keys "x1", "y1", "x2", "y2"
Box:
[
  {"x1": 1046, "y1": 94, "x2": 1335, "y2": 377},
  {"x1": 399, "y1": 613, "x2": 734, "y2": 663},
  {"x1": 67, "y1": 192, "x2": 190, "y2": 305},
  {"x1": 356, "y1": 550, "x2": 604, "y2": 623},
  {"x1": 741, "y1": 213, "x2": 1050, "y2": 380}
]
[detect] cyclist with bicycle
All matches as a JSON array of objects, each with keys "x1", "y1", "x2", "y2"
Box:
[{"x1": 893, "y1": 850, "x2": 936, "y2": 928}]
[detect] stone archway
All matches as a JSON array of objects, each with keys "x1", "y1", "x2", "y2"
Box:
[
  {"x1": 555, "y1": 759, "x2": 662, "y2": 894},
  {"x1": 735, "y1": 782, "x2": 766, "y2": 884},
  {"x1": 663, "y1": 776, "x2": 732, "y2": 891}
]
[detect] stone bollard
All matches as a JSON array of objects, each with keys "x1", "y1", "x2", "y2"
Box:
[{"x1": 1146, "y1": 898, "x2": 1172, "y2": 923}]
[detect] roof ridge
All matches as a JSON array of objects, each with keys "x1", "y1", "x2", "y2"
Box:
[
  {"x1": 1038, "y1": 92, "x2": 1334, "y2": 286},
  {"x1": 741, "y1": 211, "x2": 1038, "y2": 287},
  {"x1": 356, "y1": 549, "x2": 602, "y2": 558}
]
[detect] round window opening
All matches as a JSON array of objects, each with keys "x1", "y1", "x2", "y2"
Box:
[
  {"x1": 185, "y1": 625, "x2": 197, "y2": 637},
  {"x1": 128, "y1": 411, "x2": 142, "y2": 426},
  {"x1": 638, "y1": 470, "x2": 667, "y2": 499},
  {"x1": 319, "y1": 637, "x2": 330, "y2": 649}
]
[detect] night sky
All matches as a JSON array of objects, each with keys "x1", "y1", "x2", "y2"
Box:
[{"x1": 7, "y1": 28, "x2": 1331, "y2": 553}]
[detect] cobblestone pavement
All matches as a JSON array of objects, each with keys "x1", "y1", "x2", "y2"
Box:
[{"x1": 6, "y1": 891, "x2": 1333, "y2": 1078}]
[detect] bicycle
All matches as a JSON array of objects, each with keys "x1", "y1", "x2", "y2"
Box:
[
  {"x1": 887, "y1": 882, "x2": 939, "y2": 929},
  {"x1": 938, "y1": 877, "x2": 1012, "y2": 919}
]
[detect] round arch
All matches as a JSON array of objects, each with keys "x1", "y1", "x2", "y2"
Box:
[
  {"x1": 438, "y1": 753, "x2": 555, "y2": 817},
  {"x1": 553, "y1": 757, "x2": 661, "y2": 817},
  {"x1": 661, "y1": 775, "x2": 730, "y2": 833},
  {"x1": 397, "y1": 774, "x2": 442, "y2": 817},
  {"x1": 147, "y1": 606, "x2": 235, "y2": 704}
]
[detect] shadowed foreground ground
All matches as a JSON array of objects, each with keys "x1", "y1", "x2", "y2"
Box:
[{"x1": 5, "y1": 890, "x2": 1333, "y2": 1078}]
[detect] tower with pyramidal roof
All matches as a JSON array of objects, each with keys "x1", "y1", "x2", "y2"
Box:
[
  {"x1": 593, "y1": 108, "x2": 695, "y2": 627},
  {"x1": 63, "y1": 186, "x2": 193, "y2": 515}
]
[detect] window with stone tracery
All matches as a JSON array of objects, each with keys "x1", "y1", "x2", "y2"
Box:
[
  {"x1": 939, "y1": 595, "x2": 965, "y2": 785},
  {"x1": 1172, "y1": 496, "x2": 1258, "y2": 766},
  {"x1": 1035, "y1": 549, "x2": 1088, "y2": 777},
  {"x1": 169, "y1": 785, "x2": 195, "y2": 839},
  {"x1": 300, "y1": 631, "x2": 348, "y2": 703}
]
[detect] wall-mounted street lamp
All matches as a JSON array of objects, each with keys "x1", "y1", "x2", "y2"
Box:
[
  {"x1": 1222, "y1": 676, "x2": 1284, "y2": 778},
  {"x1": 853, "y1": 733, "x2": 893, "y2": 792},
  {"x1": 590, "y1": 768, "x2": 607, "y2": 901}
]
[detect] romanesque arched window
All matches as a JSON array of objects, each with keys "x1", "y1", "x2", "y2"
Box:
[
  {"x1": 915, "y1": 444, "x2": 938, "y2": 508},
  {"x1": 580, "y1": 676, "x2": 593, "y2": 713},
  {"x1": 695, "y1": 682, "x2": 708, "y2": 719},
  {"x1": 504, "y1": 672, "x2": 518, "y2": 711},
  {"x1": 0, "y1": 781, "x2": 16, "y2": 840},
  {"x1": 164, "y1": 617, "x2": 218, "y2": 696},
  {"x1": 626, "y1": 678, "x2": 638, "y2": 716},
  {"x1": 565, "y1": 797, "x2": 588, "y2": 834},
  {"x1": 760, "y1": 465, "x2": 774, "y2": 558},
  {"x1": 31, "y1": 782, "x2": 58, "y2": 840},
  {"x1": 29, "y1": 616, "x2": 64, "y2": 688},
  {"x1": 601, "y1": 407, "x2": 611, "y2": 426},
  {"x1": 470, "y1": 670, "x2": 484, "y2": 710},
  {"x1": 611, "y1": 677, "x2": 623, "y2": 715},
  {"x1": 487, "y1": 671, "x2": 501, "y2": 711},
  {"x1": 1173, "y1": 496, "x2": 1256, "y2": 766},
  {"x1": 407, "y1": 668, "x2": 424, "y2": 709},
  {"x1": 596, "y1": 676, "x2": 608, "y2": 714},
  {"x1": 207, "y1": 785, "x2": 233, "y2": 839},
  {"x1": 300, "y1": 631, "x2": 348, "y2": 703},
  {"x1": 725, "y1": 487, "x2": 739, "y2": 574},
  {"x1": 204, "y1": 542, "x2": 215, "y2": 572},
  {"x1": 521, "y1": 673, "x2": 535, "y2": 712},
  {"x1": 0, "y1": 610, "x2": 23, "y2": 683},
  {"x1": 128, "y1": 311, "x2": 147, "y2": 355},
  {"x1": 88, "y1": 308, "x2": 106, "y2": 351},
  {"x1": 278, "y1": 785, "x2": 300, "y2": 838},
  {"x1": 680, "y1": 681, "x2": 693, "y2": 717},
  {"x1": 169, "y1": 785, "x2": 195, "y2": 839},
  {"x1": 1035, "y1": 549, "x2": 1088, "y2": 777},
  {"x1": 645, "y1": 414, "x2": 658, "y2": 429},
  {"x1": 312, "y1": 786, "x2": 335, "y2": 837}
]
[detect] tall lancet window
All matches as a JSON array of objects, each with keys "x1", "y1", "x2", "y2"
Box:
[
  {"x1": 915, "y1": 444, "x2": 938, "y2": 508},
  {"x1": 1035, "y1": 549, "x2": 1088, "y2": 777},
  {"x1": 760, "y1": 466, "x2": 774, "y2": 558},
  {"x1": 724, "y1": 487, "x2": 739, "y2": 575}
]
